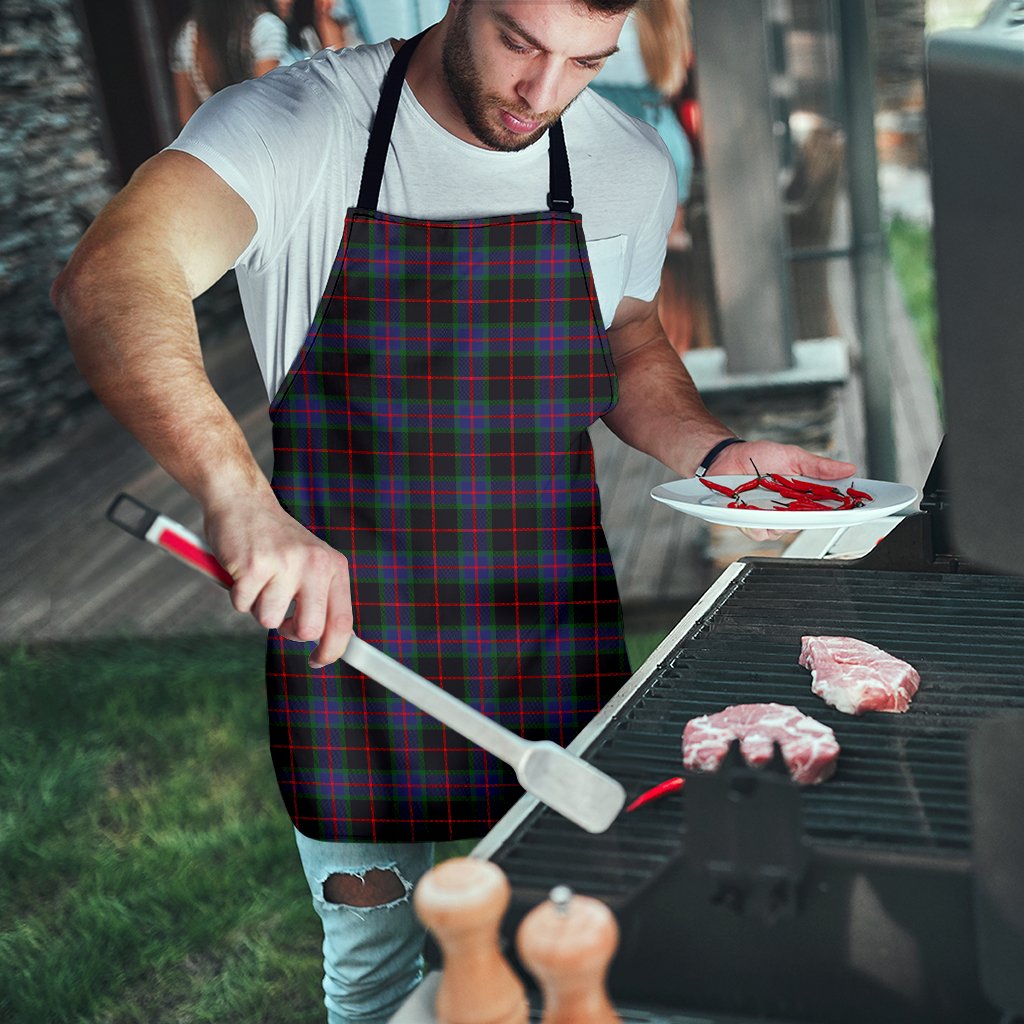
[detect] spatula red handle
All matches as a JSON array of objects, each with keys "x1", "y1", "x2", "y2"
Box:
[{"x1": 106, "y1": 492, "x2": 234, "y2": 589}]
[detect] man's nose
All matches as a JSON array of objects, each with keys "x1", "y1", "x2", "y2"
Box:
[{"x1": 516, "y1": 61, "x2": 562, "y2": 116}]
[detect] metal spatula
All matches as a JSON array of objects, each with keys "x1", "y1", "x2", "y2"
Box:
[{"x1": 107, "y1": 493, "x2": 626, "y2": 834}]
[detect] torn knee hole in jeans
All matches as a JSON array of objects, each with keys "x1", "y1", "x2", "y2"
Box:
[{"x1": 322, "y1": 867, "x2": 410, "y2": 910}]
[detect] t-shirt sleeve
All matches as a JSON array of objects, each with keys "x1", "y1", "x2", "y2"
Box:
[
  {"x1": 623, "y1": 134, "x2": 678, "y2": 302},
  {"x1": 165, "y1": 65, "x2": 341, "y2": 273},
  {"x1": 251, "y1": 12, "x2": 289, "y2": 63}
]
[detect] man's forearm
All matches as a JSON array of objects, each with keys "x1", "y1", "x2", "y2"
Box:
[{"x1": 603, "y1": 332, "x2": 735, "y2": 478}]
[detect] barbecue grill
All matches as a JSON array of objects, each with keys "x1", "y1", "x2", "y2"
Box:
[{"x1": 471, "y1": 450, "x2": 1024, "y2": 1023}]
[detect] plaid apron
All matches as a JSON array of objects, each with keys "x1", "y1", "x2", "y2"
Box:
[{"x1": 266, "y1": 32, "x2": 631, "y2": 842}]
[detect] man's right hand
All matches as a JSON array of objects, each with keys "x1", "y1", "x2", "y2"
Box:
[{"x1": 204, "y1": 495, "x2": 353, "y2": 668}]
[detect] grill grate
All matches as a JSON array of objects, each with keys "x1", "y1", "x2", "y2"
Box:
[{"x1": 492, "y1": 563, "x2": 1024, "y2": 904}]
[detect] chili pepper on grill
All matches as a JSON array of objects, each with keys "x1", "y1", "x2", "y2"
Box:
[{"x1": 625, "y1": 776, "x2": 685, "y2": 813}]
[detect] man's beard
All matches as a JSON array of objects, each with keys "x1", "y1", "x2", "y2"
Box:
[{"x1": 440, "y1": 3, "x2": 560, "y2": 151}]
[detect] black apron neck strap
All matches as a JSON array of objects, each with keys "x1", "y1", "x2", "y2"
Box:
[
  {"x1": 357, "y1": 30, "x2": 575, "y2": 215},
  {"x1": 357, "y1": 29, "x2": 427, "y2": 212},
  {"x1": 545, "y1": 119, "x2": 574, "y2": 213}
]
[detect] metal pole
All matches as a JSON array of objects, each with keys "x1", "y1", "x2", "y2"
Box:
[
  {"x1": 837, "y1": 0, "x2": 898, "y2": 480},
  {"x1": 691, "y1": 0, "x2": 794, "y2": 374}
]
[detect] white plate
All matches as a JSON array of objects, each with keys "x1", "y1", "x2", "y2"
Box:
[{"x1": 650, "y1": 476, "x2": 920, "y2": 530}]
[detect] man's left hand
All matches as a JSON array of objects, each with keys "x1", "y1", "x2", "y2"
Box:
[{"x1": 707, "y1": 440, "x2": 857, "y2": 542}]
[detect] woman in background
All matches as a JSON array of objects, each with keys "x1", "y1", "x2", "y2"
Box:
[
  {"x1": 592, "y1": 0, "x2": 693, "y2": 208},
  {"x1": 591, "y1": 0, "x2": 695, "y2": 350},
  {"x1": 277, "y1": 0, "x2": 349, "y2": 62},
  {"x1": 171, "y1": 0, "x2": 289, "y2": 126}
]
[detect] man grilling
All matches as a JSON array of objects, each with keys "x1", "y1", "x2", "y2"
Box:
[{"x1": 52, "y1": 1, "x2": 854, "y2": 1019}]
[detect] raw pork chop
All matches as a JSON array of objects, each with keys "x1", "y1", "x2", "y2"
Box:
[
  {"x1": 799, "y1": 635, "x2": 920, "y2": 716},
  {"x1": 682, "y1": 703, "x2": 839, "y2": 785}
]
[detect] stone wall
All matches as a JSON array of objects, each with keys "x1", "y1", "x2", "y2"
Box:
[{"x1": 0, "y1": 0, "x2": 115, "y2": 464}]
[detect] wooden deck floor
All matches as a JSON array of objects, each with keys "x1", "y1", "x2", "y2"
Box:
[{"x1": 2, "y1": 249, "x2": 941, "y2": 647}]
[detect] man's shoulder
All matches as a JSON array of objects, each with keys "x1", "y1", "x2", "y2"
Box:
[
  {"x1": 261, "y1": 38, "x2": 392, "y2": 106},
  {"x1": 569, "y1": 89, "x2": 674, "y2": 177},
  {"x1": 177, "y1": 38, "x2": 392, "y2": 152},
  {"x1": 569, "y1": 89, "x2": 679, "y2": 191}
]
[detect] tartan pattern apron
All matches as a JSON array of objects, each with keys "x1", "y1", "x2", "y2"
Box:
[{"x1": 266, "y1": 31, "x2": 631, "y2": 842}]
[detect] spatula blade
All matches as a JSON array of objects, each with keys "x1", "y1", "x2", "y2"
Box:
[{"x1": 516, "y1": 740, "x2": 625, "y2": 834}]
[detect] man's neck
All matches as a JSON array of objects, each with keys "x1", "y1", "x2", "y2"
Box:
[{"x1": 400, "y1": 24, "x2": 494, "y2": 150}]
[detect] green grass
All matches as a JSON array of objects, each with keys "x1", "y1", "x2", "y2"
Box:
[
  {"x1": 1, "y1": 627, "x2": 669, "y2": 1022},
  {"x1": 0, "y1": 637, "x2": 322, "y2": 1024},
  {"x1": 887, "y1": 215, "x2": 941, "y2": 403}
]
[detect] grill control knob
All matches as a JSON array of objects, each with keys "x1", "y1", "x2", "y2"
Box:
[
  {"x1": 413, "y1": 857, "x2": 528, "y2": 1024},
  {"x1": 516, "y1": 886, "x2": 621, "y2": 1024}
]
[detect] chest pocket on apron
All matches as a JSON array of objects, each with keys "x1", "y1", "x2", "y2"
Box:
[{"x1": 583, "y1": 234, "x2": 628, "y2": 329}]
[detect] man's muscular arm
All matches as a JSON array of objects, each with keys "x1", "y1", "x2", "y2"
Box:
[{"x1": 51, "y1": 150, "x2": 353, "y2": 666}]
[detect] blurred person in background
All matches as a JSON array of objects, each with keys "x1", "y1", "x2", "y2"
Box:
[
  {"x1": 276, "y1": 0, "x2": 350, "y2": 62},
  {"x1": 171, "y1": 0, "x2": 289, "y2": 126},
  {"x1": 592, "y1": 0, "x2": 695, "y2": 348},
  {"x1": 333, "y1": 0, "x2": 449, "y2": 45}
]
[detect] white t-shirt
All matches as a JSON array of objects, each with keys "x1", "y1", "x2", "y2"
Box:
[{"x1": 168, "y1": 40, "x2": 677, "y2": 400}]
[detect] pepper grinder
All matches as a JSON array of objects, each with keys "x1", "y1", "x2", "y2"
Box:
[
  {"x1": 516, "y1": 885, "x2": 621, "y2": 1024},
  {"x1": 413, "y1": 857, "x2": 528, "y2": 1024}
]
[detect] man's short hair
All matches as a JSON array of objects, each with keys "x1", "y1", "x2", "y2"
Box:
[{"x1": 580, "y1": 0, "x2": 640, "y2": 13}]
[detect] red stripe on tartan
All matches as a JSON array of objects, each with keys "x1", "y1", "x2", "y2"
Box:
[
  {"x1": 294, "y1": 816, "x2": 517, "y2": 827},
  {"x1": 508, "y1": 218, "x2": 526, "y2": 737},
  {"x1": 468, "y1": 220, "x2": 492, "y2": 824},
  {"x1": 299, "y1": 366, "x2": 606, "y2": 379},
  {"x1": 545, "y1": 220, "x2": 562, "y2": 745},
  {"x1": 425, "y1": 220, "x2": 455, "y2": 833},
  {"x1": 346, "y1": 212, "x2": 576, "y2": 229},
  {"x1": 273, "y1": 634, "x2": 303, "y2": 826}
]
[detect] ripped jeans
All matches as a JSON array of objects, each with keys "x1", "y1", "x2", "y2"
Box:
[{"x1": 294, "y1": 829, "x2": 436, "y2": 1024}]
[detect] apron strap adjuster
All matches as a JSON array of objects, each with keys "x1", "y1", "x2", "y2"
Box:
[{"x1": 547, "y1": 191, "x2": 574, "y2": 213}]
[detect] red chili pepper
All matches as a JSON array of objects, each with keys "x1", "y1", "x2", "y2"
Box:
[
  {"x1": 762, "y1": 479, "x2": 825, "y2": 502},
  {"x1": 758, "y1": 477, "x2": 799, "y2": 496},
  {"x1": 781, "y1": 497, "x2": 835, "y2": 511},
  {"x1": 772, "y1": 473, "x2": 846, "y2": 499},
  {"x1": 847, "y1": 486, "x2": 873, "y2": 502},
  {"x1": 699, "y1": 477, "x2": 738, "y2": 498},
  {"x1": 768, "y1": 473, "x2": 813, "y2": 493},
  {"x1": 625, "y1": 777, "x2": 685, "y2": 812},
  {"x1": 734, "y1": 477, "x2": 762, "y2": 494}
]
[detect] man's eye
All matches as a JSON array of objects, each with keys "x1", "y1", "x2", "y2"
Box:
[
  {"x1": 501, "y1": 34, "x2": 531, "y2": 54},
  {"x1": 576, "y1": 58, "x2": 601, "y2": 71}
]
